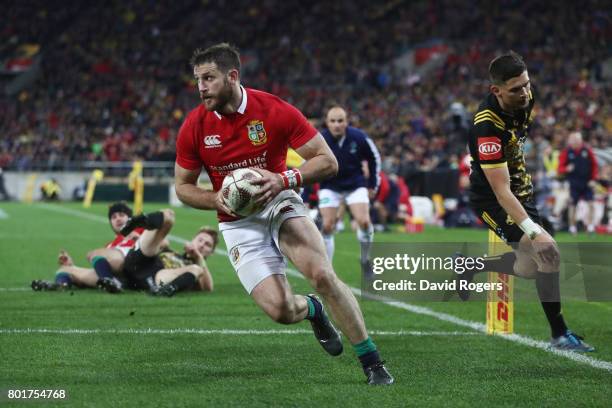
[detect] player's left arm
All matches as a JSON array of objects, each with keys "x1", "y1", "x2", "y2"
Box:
[
  {"x1": 252, "y1": 134, "x2": 338, "y2": 206},
  {"x1": 294, "y1": 133, "x2": 339, "y2": 184}
]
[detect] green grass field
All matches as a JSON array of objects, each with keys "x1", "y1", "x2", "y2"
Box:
[{"x1": 0, "y1": 201, "x2": 611, "y2": 407}]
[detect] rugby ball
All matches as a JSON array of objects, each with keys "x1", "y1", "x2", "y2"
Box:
[{"x1": 221, "y1": 168, "x2": 263, "y2": 216}]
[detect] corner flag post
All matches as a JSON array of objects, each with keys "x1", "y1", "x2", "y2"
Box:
[
  {"x1": 83, "y1": 169, "x2": 104, "y2": 208},
  {"x1": 129, "y1": 161, "x2": 144, "y2": 214},
  {"x1": 486, "y1": 230, "x2": 514, "y2": 334}
]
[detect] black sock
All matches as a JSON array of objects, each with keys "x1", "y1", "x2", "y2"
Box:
[
  {"x1": 359, "y1": 350, "x2": 382, "y2": 370},
  {"x1": 536, "y1": 272, "x2": 567, "y2": 338},
  {"x1": 130, "y1": 211, "x2": 164, "y2": 230},
  {"x1": 144, "y1": 211, "x2": 164, "y2": 230},
  {"x1": 92, "y1": 256, "x2": 113, "y2": 279},
  {"x1": 168, "y1": 272, "x2": 196, "y2": 291},
  {"x1": 479, "y1": 252, "x2": 516, "y2": 275}
]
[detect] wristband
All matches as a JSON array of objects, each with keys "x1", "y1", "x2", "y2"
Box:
[
  {"x1": 279, "y1": 169, "x2": 302, "y2": 189},
  {"x1": 519, "y1": 218, "x2": 542, "y2": 240}
]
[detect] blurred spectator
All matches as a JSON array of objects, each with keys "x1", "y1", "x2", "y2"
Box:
[
  {"x1": 558, "y1": 131, "x2": 599, "y2": 233},
  {"x1": 0, "y1": 167, "x2": 11, "y2": 200},
  {"x1": 0, "y1": 0, "x2": 608, "y2": 221}
]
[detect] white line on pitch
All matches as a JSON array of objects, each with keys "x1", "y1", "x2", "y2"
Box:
[
  {"x1": 0, "y1": 328, "x2": 479, "y2": 336},
  {"x1": 36, "y1": 204, "x2": 612, "y2": 373}
]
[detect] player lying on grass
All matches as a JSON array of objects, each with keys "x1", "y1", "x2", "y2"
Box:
[
  {"x1": 31, "y1": 202, "x2": 142, "y2": 292},
  {"x1": 458, "y1": 51, "x2": 594, "y2": 352},
  {"x1": 109, "y1": 208, "x2": 216, "y2": 297}
]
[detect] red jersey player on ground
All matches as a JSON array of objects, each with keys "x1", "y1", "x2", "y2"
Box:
[
  {"x1": 31, "y1": 202, "x2": 142, "y2": 292},
  {"x1": 174, "y1": 43, "x2": 393, "y2": 385}
]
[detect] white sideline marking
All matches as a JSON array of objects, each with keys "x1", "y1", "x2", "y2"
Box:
[
  {"x1": 0, "y1": 208, "x2": 8, "y2": 219},
  {"x1": 0, "y1": 328, "x2": 478, "y2": 336},
  {"x1": 34, "y1": 204, "x2": 612, "y2": 373},
  {"x1": 0, "y1": 287, "x2": 30, "y2": 291}
]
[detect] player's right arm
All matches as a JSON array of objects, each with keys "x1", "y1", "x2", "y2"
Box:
[
  {"x1": 473, "y1": 114, "x2": 533, "y2": 228},
  {"x1": 482, "y1": 166, "x2": 532, "y2": 231},
  {"x1": 174, "y1": 112, "x2": 235, "y2": 215},
  {"x1": 174, "y1": 164, "x2": 235, "y2": 215},
  {"x1": 474, "y1": 115, "x2": 555, "y2": 261},
  {"x1": 484, "y1": 166, "x2": 557, "y2": 262}
]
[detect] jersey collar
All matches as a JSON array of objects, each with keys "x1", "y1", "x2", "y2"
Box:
[
  {"x1": 489, "y1": 92, "x2": 521, "y2": 120},
  {"x1": 214, "y1": 85, "x2": 247, "y2": 119}
]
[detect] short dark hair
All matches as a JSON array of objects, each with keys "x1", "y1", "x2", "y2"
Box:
[
  {"x1": 488, "y1": 51, "x2": 527, "y2": 85},
  {"x1": 190, "y1": 43, "x2": 241, "y2": 73},
  {"x1": 197, "y1": 226, "x2": 219, "y2": 250},
  {"x1": 108, "y1": 201, "x2": 132, "y2": 220}
]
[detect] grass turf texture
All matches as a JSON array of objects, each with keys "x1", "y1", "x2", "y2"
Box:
[{"x1": 0, "y1": 201, "x2": 610, "y2": 407}]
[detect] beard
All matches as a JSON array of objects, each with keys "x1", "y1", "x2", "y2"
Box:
[{"x1": 200, "y1": 79, "x2": 233, "y2": 112}]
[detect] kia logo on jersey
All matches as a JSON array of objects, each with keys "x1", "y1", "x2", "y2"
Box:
[
  {"x1": 204, "y1": 135, "x2": 222, "y2": 148},
  {"x1": 478, "y1": 137, "x2": 502, "y2": 160}
]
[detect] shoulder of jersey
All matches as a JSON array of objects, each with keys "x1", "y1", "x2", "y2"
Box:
[
  {"x1": 347, "y1": 126, "x2": 368, "y2": 140},
  {"x1": 246, "y1": 87, "x2": 285, "y2": 106},
  {"x1": 472, "y1": 97, "x2": 505, "y2": 132},
  {"x1": 184, "y1": 104, "x2": 208, "y2": 123}
]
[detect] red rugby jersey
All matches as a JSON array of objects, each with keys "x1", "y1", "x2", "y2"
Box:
[
  {"x1": 106, "y1": 227, "x2": 144, "y2": 251},
  {"x1": 176, "y1": 86, "x2": 317, "y2": 221}
]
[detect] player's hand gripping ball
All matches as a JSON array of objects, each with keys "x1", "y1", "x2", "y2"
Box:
[{"x1": 221, "y1": 168, "x2": 264, "y2": 217}]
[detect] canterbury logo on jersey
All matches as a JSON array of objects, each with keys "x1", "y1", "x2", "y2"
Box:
[
  {"x1": 478, "y1": 136, "x2": 502, "y2": 160},
  {"x1": 204, "y1": 135, "x2": 222, "y2": 148}
]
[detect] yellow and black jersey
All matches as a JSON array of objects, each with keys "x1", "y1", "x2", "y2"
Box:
[
  {"x1": 468, "y1": 89, "x2": 536, "y2": 205},
  {"x1": 158, "y1": 250, "x2": 194, "y2": 270}
]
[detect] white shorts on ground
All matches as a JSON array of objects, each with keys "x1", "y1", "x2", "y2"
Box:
[
  {"x1": 219, "y1": 190, "x2": 307, "y2": 294},
  {"x1": 318, "y1": 187, "x2": 369, "y2": 208}
]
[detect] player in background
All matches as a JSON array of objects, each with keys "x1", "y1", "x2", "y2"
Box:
[
  {"x1": 119, "y1": 210, "x2": 215, "y2": 296},
  {"x1": 319, "y1": 106, "x2": 381, "y2": 277},
  {"x1": 32, "y1": 202, "x2": 141, "y2": 292},
  {"x1": 558, "y1": 131, "x2": 599, "y2": 234},
  {"x1": 174, "y1": 43, "x2": 393, "y2": 385},
  {"x1": 458, "y1": 51, "x2": 594, "y2": 351},
  {"x1": 372, "y1": 171, "x2": 412, "y2": 231}
]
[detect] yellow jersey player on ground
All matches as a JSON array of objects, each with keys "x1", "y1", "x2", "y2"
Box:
[{"x1": 457, "y1": 51, "x2": 594, "y2": 352}]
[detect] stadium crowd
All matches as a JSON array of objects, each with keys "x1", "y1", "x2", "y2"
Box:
[{"x1": 1, "y1": 0, "x2": 610, "y2": 226}]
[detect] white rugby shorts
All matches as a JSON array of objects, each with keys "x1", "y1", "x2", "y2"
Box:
[
  {"x1": 318, "y1": 187, "x2": 369, "y2": 208},
  {"x1": 219, "y1": 189, "x2": 307, "y2": 294}
]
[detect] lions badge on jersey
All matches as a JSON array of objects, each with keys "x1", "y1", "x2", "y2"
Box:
[
  {"x1": 230, "y1": 246, "x2": 240, "y2": 266},
  {"x1": 247, "y1": 120, "x2": 267, "y2": 146}
]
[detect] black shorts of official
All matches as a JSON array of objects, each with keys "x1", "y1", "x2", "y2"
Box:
[
  {"x1": 569, "y1": 182, "x2": 594, "y2": 205},
  {"x1": 472, "y1": 199, "x2": 541, "y2": 243},
  {"x1": 123, "y1": 249, "x2": 164, "y2": 290}
]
